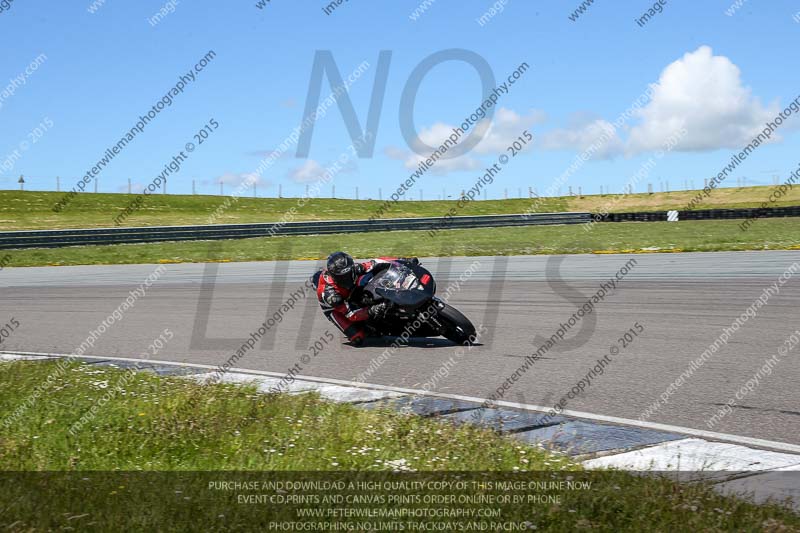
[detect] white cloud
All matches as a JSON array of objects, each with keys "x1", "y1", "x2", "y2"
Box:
[
  {"x1": 287, "y1": 157, "x2": 357, "y2": 183},
  {"x1": 415, "y1": 151, "x2": 483, "y2": 175},
  {"x1": 412, "y1": 122, "x2": 483, "y2": 155},
  {"x1": 287, "y1": 160, "x2": 326, "y2": 183},
  {"x1": 385, "y1": 108, "x2": 545, "y2": 176},
  {"x1": 413, "y1": 122, "x2": 485, "y2": 174},
  {"x1": 385, "y1": 150, "x2": 481, "y2": 176},
  {"x1": 539, "y1": 116, "x2": 625, "y2": 159},
  {"x1": 215, "y1": 172, "x2": 270, "y2": 189},
  {"x1": 535, "y1": 46, "x2": 788, "y2": 158},
  {"x1": 384, "y1": 146, "x2": 407, "y2": 160},
  {"x1": 386, "y1": 123, "x2": 481, "y2": 176},
  {"x1": 626, "y1": 45, "x2": 779, "y2": 154},
  {"x1": 473, "y1": 108, "x2": 547, "y2": 154}
]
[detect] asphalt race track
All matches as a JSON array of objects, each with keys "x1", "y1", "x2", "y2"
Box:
[{"x1": 2, "y1": 251, "x2": 799, "y2": 447}]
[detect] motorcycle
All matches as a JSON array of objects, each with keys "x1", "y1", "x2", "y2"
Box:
[
  {"x1": 362, "y1": 259, "x2": 477, "y2": 345},
  {"x1": 317, "y1": 260, "x2": 477, "y2": 346}
]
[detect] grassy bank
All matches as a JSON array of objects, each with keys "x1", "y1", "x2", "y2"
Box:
[
  {"x1": 0, "y1": 361, "x2": 570, "y2": 471},
  {"x1": 1, "y1": 218, "x2": 799, "y2": 268},
  {"x1": 2, "y1": 185, "x2": 799, "y2": 230},
  {"x1": 1, "y1": 360, "x2": 798, "y2": 530}
]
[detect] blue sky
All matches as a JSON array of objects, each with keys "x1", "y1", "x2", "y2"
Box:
[{"x1": 1, "y1": 0, "x2": 799, "y2": 200}]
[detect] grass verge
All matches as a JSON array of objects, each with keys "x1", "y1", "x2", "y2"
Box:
[
  {"x1": 2, "y1": 186, "x2": 799, "y2": 230},
  {"x1": 1, "y1": 218, "x2": 799, "y2": 268},
  {"x1": 0, "y1": 360, "x2": 799, "y2": 530},
  {"x1": 0, "y1": 361, "x2": 571, "y2": 471}
]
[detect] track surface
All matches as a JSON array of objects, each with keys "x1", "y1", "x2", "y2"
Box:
[{"x1": 2, "y1": 251, "x2": 799, "y2": 445}]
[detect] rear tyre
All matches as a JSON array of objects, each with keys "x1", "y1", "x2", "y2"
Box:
[{"x1": 437, "y1": 303, "x2": 477, "y2": 345}]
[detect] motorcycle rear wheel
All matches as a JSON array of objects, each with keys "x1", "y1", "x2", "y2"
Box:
[{"x1": 437, "y1": 303, "x2": 477, "y2": 345}]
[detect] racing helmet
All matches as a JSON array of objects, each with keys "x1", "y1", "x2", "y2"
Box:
[{"x1": 326, "y1": 251, "x2": 357, "y2": 289}]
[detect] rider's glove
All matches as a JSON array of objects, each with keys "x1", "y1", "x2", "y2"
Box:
[
  {"x1": 402, "y1": 257, "x2": 420, "y2": 266},
  {"x1": 324, "y1": 291, "x2": 343, "y2": 306},
  {"x1": 368, "y1": 301, "x2": 390, "y2": 320}
]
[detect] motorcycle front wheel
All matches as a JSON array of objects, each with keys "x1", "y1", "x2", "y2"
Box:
[{"x1": 436, "y1": 303, "x2": 477, "y2": 345}]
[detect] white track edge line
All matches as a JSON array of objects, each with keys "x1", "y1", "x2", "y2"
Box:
[{"x1": 5, "y1": 350, "x2": 800, "y2": 455}]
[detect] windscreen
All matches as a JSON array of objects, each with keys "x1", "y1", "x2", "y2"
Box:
[{"x1": 376, "y1": 263, "x2": 421, "y2": 291}]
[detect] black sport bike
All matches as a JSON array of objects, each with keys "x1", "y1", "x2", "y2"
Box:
[{"x1": 318, "y1": 260, "x2": 477, "y2": 346}]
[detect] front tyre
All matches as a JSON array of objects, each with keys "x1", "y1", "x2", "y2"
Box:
[{"x1": 437, "y1": 303, "x2": 477, "y2": 345}]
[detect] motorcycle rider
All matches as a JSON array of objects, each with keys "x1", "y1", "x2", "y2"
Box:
[{"x1": 312, "y1": 252, "x2": 418, "y2": 345}]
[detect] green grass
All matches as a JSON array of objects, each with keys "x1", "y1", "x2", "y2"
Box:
[
  {"x1": 0, "y1": 361, "x2": 569, "y2": 471},
  {"x1": 2, "y1": 185, "x2": 799, "y2": 230},
  {"x1": 1, "y1": 360, "x2": 799, "y2": 531},
  {"x1": 2, "y1": 218, "x2": 799, "y2": 268}
]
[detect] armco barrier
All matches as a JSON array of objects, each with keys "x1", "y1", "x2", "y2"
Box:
[
  {"x1": 2, "y1": 205, "x2": 798, "y2": 250},
  {"x1": 0, "y1": 212, "x2": 590, "y2": 250},
  {"x1": 600, "y1": 205, "x2": 800, "y2": 222}
]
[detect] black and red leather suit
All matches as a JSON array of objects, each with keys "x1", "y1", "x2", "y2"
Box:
[{"x1": 313, "y1": 257, "x2": 398, "y2": 343}]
